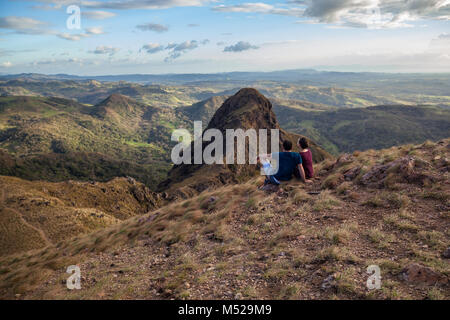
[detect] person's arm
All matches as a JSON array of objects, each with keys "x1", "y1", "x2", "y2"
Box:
[
  {"x1": 298, "y1": 163, "x2": 313, "y2": 184},
  {"x1": 298, "y1": 163, "x2": 306, "y2": 183}
]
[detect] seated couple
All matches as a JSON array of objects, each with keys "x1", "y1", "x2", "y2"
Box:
[{"x1": 259, "y1": 138, "x2": 314, "y2": 186}]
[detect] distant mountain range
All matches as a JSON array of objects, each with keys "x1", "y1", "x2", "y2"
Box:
[
  {"x1": 1, "y1": 70, "x2": 449, "y2": 91},
  {"x1": 2, "y1": 71, "x2": 449, "y2": 108}
]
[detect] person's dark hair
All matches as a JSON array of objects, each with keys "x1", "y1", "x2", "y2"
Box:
[
  {"x1": 298, "y1": 137, "x2": 309, "y2": 149},
  {"x1": 282, "y1": 140, "x2": 292, "y2": 151}
]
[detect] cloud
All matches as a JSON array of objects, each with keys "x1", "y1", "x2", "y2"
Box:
[
  {"x1": 187, "y1": 23, "x2": 200, "y2": 27},
  {"x1": 437, "y1": 33, "x2": 450, "y2": 40},
  {"x1": 165, "y1": 40, "x2": 199, "y2": 61},
  {"x1": 136, "y1": 23, "x2": 169, "y2": 32},
  {"x1": 81, "y1": 0, "x2": 209, "y2": 10},
  {"x1": 0, "y1": 16, "x2": 49, "y2": 34},
  {"x1": 141, "y1": 43, "x2": 165, "y2": 53},
  {"x1": 1, "y1": 61, "x2": 12, "y2": 68},
  {"x1": 57, "y1": 27, "x2": 104, "y2": 41},
  {"x1": 86, "y1": 27, "x2": 105, "y2": 35},
  {"x1": 213, "y1": 3, "x2": 304, "y2": 17},
  {"x1": 430, "y1": 32, "x2": 450, "y2": 50},
  {"x1": 293, "y1": 0, "x2": 450, "y2": 28},
  {"x1": 31, "y1": 57, "x2": 84, "y2": 66},
  {"x1": 140, "y1": 39, "x2": 209, "y2": 61},
  {"x1": 82, "y1": 11, "x2": 117, "y2": 20},
  {"x1": 90, "y1": 46, "x2": 120, "y2": 55},
  {"x1": 214, "y1": 1, "x2": 449, "y2": 29},
  {"x1": 0, "y1": 48, "x2": 36, "y2": 57},
  {"x1": 57, "y1": 33, "x2": 87, "y2": 41},
  {"x1": 224, "y1": 41, "x2": 259, "y2": 52}
]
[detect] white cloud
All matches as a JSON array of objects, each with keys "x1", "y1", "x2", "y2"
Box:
[
  {"x1": 57, "y1": 27, "x2": 104, "y2": 41},
  {"x1": 0, "y1": 16, "x2": 49, "y2": 34},
  {"x1": 214, "y1": 0, "x2": 450, "y2": 28},
  {"x1": 1, "y1": 61, "x2": 13, "y2": 68},
  {"x1": 57, "y1": 33, "x2": 87, "y2": 41},
  {"x1": 86, "y1": 27, "x2": 105, "y2": 35},
  {"x1": 213, "y1": 3, "x2": 304, "y2": 17},
  {"x1": 27, "y1": 0, "x2": 210, "y2": 10},
  {"x1": 82, "y1": 11, "x2": 117, "y2": 20}
]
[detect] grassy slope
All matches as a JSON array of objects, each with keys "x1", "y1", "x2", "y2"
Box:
[
  {"x1": 0, "y1": 176, "x2": 162, "y2": 257},
  {"x1": 0, "y1": 139, "x2": 448, "y2": 300}
]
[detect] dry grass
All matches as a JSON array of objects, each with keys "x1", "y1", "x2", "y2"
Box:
[{"x1": 312, "y1": 190, "x2": 342, "y2": 212}]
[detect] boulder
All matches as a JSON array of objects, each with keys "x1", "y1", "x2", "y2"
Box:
[
  {"x1": 343, "y1": 166, "x2": 361, "y2": 181},
  {"x1": 401, "y1": 263, "x2": 448, "y2": 286},
  {"x1": 360, "y1": 156, "x2": 415, "y2": 187}
]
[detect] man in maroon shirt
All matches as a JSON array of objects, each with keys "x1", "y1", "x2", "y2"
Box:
[{"x1": 297, "y1": 137, "x2": 314, "y2": 179}]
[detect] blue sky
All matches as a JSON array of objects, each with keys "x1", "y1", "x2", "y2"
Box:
[{"x1": 0, "y1": 0, "x2": 449, "y2": 75}]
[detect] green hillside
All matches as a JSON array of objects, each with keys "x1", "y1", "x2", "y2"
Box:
[
  {"x1": 276, "y1": 104, "x2": 450, "y2": 155},
  {"x1": 0, "y1": 95, "x2": 193, "y2": 188}
]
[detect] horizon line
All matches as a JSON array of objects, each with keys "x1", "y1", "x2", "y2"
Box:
[{"x1": 2, "y1": 68, "x2": 450, "y2": 78}]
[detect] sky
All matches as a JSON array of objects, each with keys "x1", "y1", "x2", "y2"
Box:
[{"x1": 0, "y1": 0, "x2": 449, "y2": 75}]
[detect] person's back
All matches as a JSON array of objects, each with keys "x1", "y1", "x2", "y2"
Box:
[
  {"x1": 298, "y1": 138, "x2": 314, "y2": 179},
  {"x1": 273, "y1": 151, "x2": 303, "y2": 181},
  {"x1": 269, "y1": 140, "x2": 303, "y2": 181}
]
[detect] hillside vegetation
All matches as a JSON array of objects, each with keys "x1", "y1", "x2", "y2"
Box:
[
  {"x1": 0, "y1": 95, "x2": 191, "y2": 187},
  {"x1": 0, "y1": 139, "x2": 448, "y2": 300},
  {"x1": 276, "y1": 105, "x2": 450, "y2": 155},
  {"x1": 0, "y1": 78, "x2": 411, "y2": 108},
  {"x1": 0, "y1": 176, "x2": 162, "y2": 256}
]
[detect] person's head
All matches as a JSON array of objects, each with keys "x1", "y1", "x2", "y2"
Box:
[
  {"x1": 298, "y1": 137, "x2": 309, "y2": 149},
  {"x1": 282, "y1": 140, "x2": 293, "y2": 151}
]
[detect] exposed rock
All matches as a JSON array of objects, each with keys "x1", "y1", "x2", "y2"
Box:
[
  {"x1": 360, "y1": 156, "x2": 415, "y2": 187},
  {"x1": 401, "y1": 263, "x2": 447, "y2": 286},
  {"x1": 343, "y1": 166, "x2": 361, "y2": 181},
  {"x1": 260, "y1": 184, "x2": 280, "y2": 193},
  {"x1": 335, "y1": 154, "x2": 354, "y2": 167}
]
